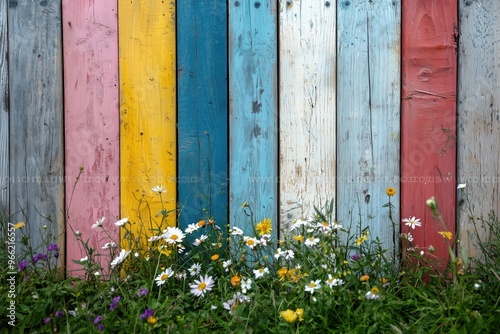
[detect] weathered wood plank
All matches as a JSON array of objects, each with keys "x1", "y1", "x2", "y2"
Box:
[
  {"x1": 8, "y1": 0, "x2": 65, "y2": 256},
  {"x1": 337, "y1": 1, "x2": 401, "y2": 250},
  {"x1": 457, "y1": 0, "x2": 500, "y2": 259},
  {"x1": 0, "y1": 0, "x2": 8, "y2": 217},
  {"x1": 401, "y1": 0, "x2": 457, "y2": 266},
  {"x1": 119, "y1": 0, "x2": 177, "y2": 244},
  {"x1": 279, "y1": 1, "x2": 336, "y2": 231},
  {"x1": 229, "y1": 0, "x2": 278, "y2": 237},
  {"x1": 62, "y1": 1, "x2": 120, "y2": 273},
  {"x1": 177, "y1": 0, "x2": 228, "y2": 232}
]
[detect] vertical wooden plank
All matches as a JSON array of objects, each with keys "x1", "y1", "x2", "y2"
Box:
[
  {"x1": 229, "y1": 0, "x2": 278, "y2": 237},
  {"x1": 0, "y1": 0, "x2": 8, "y2": 217},
  {"x1": 279, "y1": 1, "x2": 336, "y2": 231},
  {"x1": 119, "y1": 0, "x2": 177, "y2": 244},
  {"x1": 177, "y1": 0, "x2": 228, "y2": 231},
  {"x1": 457, "y1": 0, "x2": 500, "y2": 259},
  {"x1": 401, "y1": 0, "x2": 457, "y2": 266},
  {"x1": 62, "y1": 1, "x2": 120, "y2": 273},
  {"x1": 8, "y1": 0, "x2": 64, "y2": 255},
  {"x1": 337, "y1": 1, "x2": 401, "y2": 249}
]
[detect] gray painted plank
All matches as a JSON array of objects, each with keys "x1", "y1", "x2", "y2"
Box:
[
  {"x1": 8, "y1": 0, "x2": 64, "y2": 254},
  {"x1": 336, "y1": 1, "x2": 401, "y2": 251},
  {"x1": 457, "y1": 0, "x2": 500, "y2": 259},
  {"x1": 0, "y1": 0, "x2": 8, "y2": 217}
]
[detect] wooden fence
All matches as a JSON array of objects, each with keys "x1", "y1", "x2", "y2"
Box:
[{"x1": 0, "y1": 0, "x2": 498, "y2": 273}]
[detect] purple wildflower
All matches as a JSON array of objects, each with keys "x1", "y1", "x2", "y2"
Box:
[
  {"x1": 98, "y1": 324, "x2": 105, "y2": 331},
  {"x1": 18, "y1": 260, "x2": 28, "y2": 271},
  {"x1": 137, "y1": 288, "x2": 149, "y2": 297},
  {"x1": 55, "y1": 310, "x2": 64, "y2": 317},
  {"x1": 54, "y1": 252, "x2": 60, "y2": 259},
  {"x1": 43, "y1": 317, "x2": 51, "y2": 324},
  {"x1": 350, "y1": 253, "x2": 360, "y2": 261},
  {"x1": 32, "y1": 253, "x2": 41, "y2": 264},
  {"x1": 109, "y1": 296, "x2": 121, "y2": 311},
  {"x1": 140, "y1": 308, "x2": 154, "y2": 320},
  {"x1": 41, "y1": 254, "x2": 48, "y2": 261},
  {"x1": 47, "y1": 243, "x2": 59, "y2": 252},
  {"x1": 93, "y1": 315, "x2": 103, "y2": 325}
]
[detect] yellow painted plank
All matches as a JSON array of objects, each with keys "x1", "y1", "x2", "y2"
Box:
[{"x1": 119, "y1": 0, "x2": 176, "y2": 246}]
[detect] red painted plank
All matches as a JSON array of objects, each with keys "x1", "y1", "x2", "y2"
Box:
[
  {"x1": 401, "y1": 0, "x2": 457, "y2": 269},
  {"x1": 62, "y1": 1, "x2": 120, "y2": 275}
]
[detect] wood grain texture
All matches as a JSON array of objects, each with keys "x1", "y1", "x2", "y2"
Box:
[
  {"x1": 279, "y1": 1, "x2": 336, "y2": 231},
  {"x1": 401, "y1": 0, "x2": 457, "y2": 266},
  {"x1": 119, "y1": 0, "x2": 177, "y2": 245},
  {"x1": 337, "y1": 1, "x2": 401, "y2": 250},
  {"x1": 0, "y1": 0, "x2": 8, "y2": 217},
  {"x1": 229, "y1": 0, "x2": 278, "y2": 237},
  {"x1": 457, "y1": 0, "x2": 500, "y2": 259},
  {"x1": 8, "y1": 0, "x2": 65, "y2": 257},
  {"x1": 62, "y1": 0, "x2": 120, "y2": 274},
  {"x1": 177, "y1": 0, "x2": 228, "y2": 232}
]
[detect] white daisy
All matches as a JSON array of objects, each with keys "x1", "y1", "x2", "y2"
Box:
[
  {"x1": 402, "y1": 216, "x2": 422, "y2": 229},
  {"x1": 253, "y1": 267, "x2": 269, "y2": 279},
  {"x1": 325, "y1": 274, "x2": 344, "y2": 288},
  {"x1": 175, "y1": 271, "x2": 187, "y2": 280},
  {"x1": 155, "y1": 267, "x2": 174, "y2": 286},
  {"x1": 332, "y1": 221, "x2": 343, "y2": 230},
  {"x1": 241, "y1": 278, "x2": 252, "y2": 293},
  {"x1": 110, "y1": 249, "x2": 131, "y2": 269},
  {"x1": 193, "y1": 235, "x2": 208, "y2": 246},
  {"x1": 162, "y1": 227, "x2": 186, "y2": 244},
  {"x1": 222, "y1": 259, "x2": 232, "y2": 272},
  {"x1": 305, "y1": 236, "x2": 320, "y2": 248},
  {"x1": 102, "y1": 241, "x2": 117, "y2": 250},
  {"x1": 184, "y1": 223, "x2": 200, "y2": 234},
  {"x1": 243, "y1": 236, "x2": 259, "y2": 250},
  {"x1": 114, "y1": 217, "x2": 128, "y2": 227},
  {"x1": 317, "y1": 221, "x2": 332, "y2": 234},
  {"x1": 231, "y1": 226, "x2": 244, "y2": 235},
  {"x1": 284, "y1": 250, "x2": 295, "y2": 260},
  {"x1": 188, "y1": 263, "x2": 202, "y2": 277},
  {"x1": 152, "y1": 185, "x2": 166, "y2": 193},
  {"x1": 274, "y1": 248, "x2": 285, "y2": 260},
  {"x1": 365, "y1": 287, "x2": 381, "y2": 300},
  {"x1": 92, "y1": 217, "x2": 105, "y2": 229},
  {"x1": 80, "y1": 256, "x2": 88, "y2": 263},
  {"x1": 259, "y1": 234, "x2": 271, "y2": 246},
  {"x1": 190, "y1": 274, "x2": 215, "y2": 298},
  {"x1": 304, "y1": 280, "x2": 322, "y2": 294}
]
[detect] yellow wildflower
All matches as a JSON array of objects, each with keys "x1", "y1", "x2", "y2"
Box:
[
  {"x1": 278, "y1": 267, "x2": 288, "y2": 280},
  {"x1": 197, "y1": 220, "x2": 205, "y2": 228},
  {"x1": 14, "y1": 222, "x2": 25, "y2": 229},
  {"x1": 211, "y1": 254, "x2": 219, "y2": 261},
  {"x1": 231, "y1": 274, "x2": 241, "y2": 287},
  {"x1": 147, "y1": 316, "x2": 157, "y2": 324},
  {"x1": 438, "y1": 231, "x2": 452, "y2": 240},
  {"x1": 292, "y1": 235, "x2": 304, "y2": 243},
  {"x1": 360, "y1": 275, "x2": 370, "y2": 282},
  {"x1": 256, "y1": 218, "x2": 272, "y2": 236},
  {"x1": 158, "y1": 244, "x2": 172, "y2": 257},
  {"x1": 356, "y1": 234, "x2": 368, "y2": 246},
  {"x1": 385, "y1": 187, "x2": 396, "y2": 196},
  {"x1": 280, "y1": 309, "x2": 297, "y2": 324},
  {"x1": 295, "y1": 308, "x2": 304, "y2": 322}
]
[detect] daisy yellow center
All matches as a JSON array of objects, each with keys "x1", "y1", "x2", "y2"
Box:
[
  {"x1": 259, "y1": 268, "x2": 264, "y2": 273},
  {"x1": 247, "y1": 239, "x2": 254, "y2": 246},
  {"x1": 371, "y1": 286, "x2": 379, "y2": 294},
  {"x1": 321, "y1": 221, "x2": 328, "y2": 227},
  {"x1": 197, "y1": 220, "x2": 205, "y2": 227},
  {"x1": 161, "y1": 274, "x2": 169, "y2": 280},
  {"x1": 309, "y1": 282, "x2": 316, "y2": 288},
  {"x1": 198, "y1": 282, "x2": 207, "y2": 290},
  {"x1": 171, "y1": 235, "x2": 178, "y2": 240}
]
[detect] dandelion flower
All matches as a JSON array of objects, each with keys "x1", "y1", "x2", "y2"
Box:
[
  {"x1": 152, "y1": 185, "x2": 166, "y2": 193},
  {"x1": 114, "y1": 218, "x2": 128, "y2": 227},
  {"x1": 304, "y1": 280, "x2": 321, "y2": 294},
  {"x1": 438, "y1": 231, "x2": 453, "y2": 240},
  {"x1": 92, "y1": 217, "x2": 105, "y2": 229},
  {"x1": 190, "y1": 274, "x2": 215, "y2": 298},
  {"x1": 402, "y1": 216, "x2": 422, "y2": 229},
  {"x1": 162, "y1": 227, "x2": 185, "y2": 244},
  {"x1": 188, "y1": 263, "x2": 202, "y2": 277},
  {"x1": 155, "y1": 267, "x2": 174, "y2": 286},
  {"x1": 280, "y1": 309, "x2": 298, "y2": 323},
  {"x1": 111, "y1": 249, "x2": 131, "y2": 269},
  {"x1": 255, "y1": 218, "x2": 272, "y2": 236},
  {"x1": 386, "y1": 187, "x2": 396, "y2": 196}
]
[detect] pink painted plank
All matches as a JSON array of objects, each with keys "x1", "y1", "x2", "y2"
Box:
[
  {"x1": 401, "y1": 0, "x2": 457, "y2": 268},
  {"x1": 62, "y1": 1, "x2": 120, "y2": 275}
]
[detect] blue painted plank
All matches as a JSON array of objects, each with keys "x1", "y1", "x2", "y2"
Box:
[
  {"x1": 336, "y1": 1, "x2": 401, "y2": 252},
  {"x1": 229, "y1": 0, "x2": 278, "y2": 237},
  {"x1": 177, "y1": 0, "x2": 228, "y2": 232}
]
